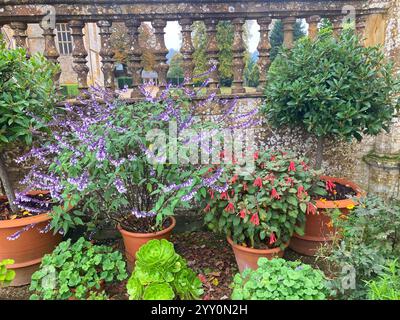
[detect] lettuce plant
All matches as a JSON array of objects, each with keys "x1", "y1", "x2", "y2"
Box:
[
  {"x1": 231, "y1": 258, "x2": 328, "y2": 300},
  {"x1": 127, "y1": 239, "x2": 203, "y2": 300},
  {"x1": 0, "y1": 259, "x2": 15, "y2": 287},
  {"x1": 29, "y1": 237, "x2": 128, "y2": 300}
]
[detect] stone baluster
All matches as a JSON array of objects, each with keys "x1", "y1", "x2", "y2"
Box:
[
  {"x1": 204, "y1": 19, "x2": 220, "y2": 94},
  {"x1": 10, "y1": 22, "x2": 29, "y2": 53},
  {"x1": 97, "y1": 20, "x2": 115, "y2": 90},
  {"x1": 282, "y1": 17, "x2": 296, "y2": 49},
  {"x1": 232, "y1": 18, "x2": 246, "y2": 94},
  {"x1": 40, "y1": 23, "x2": 61, "y2": 88},
  {"x1": 257, "y1": 17, "x2": 272, "y2": 93},
  {"x1": 126, "y1": 19, "x2": 143, "y2": 98},
  {"x1": 355, "y1": 15, "x2": 367, "y2": 40},
  {"x1": 69, "y1": 20, "x2": 89, "y2": 92},
  {"x1": 179, "y1": 18, "x2": 195, "y2": 88},
  {"x1": 152, "y1": 19, "x2": 169, "y2": 91},
  {"x1": 332, "y1": 16, "x2": 343, "y2": 39},
  {"x1": 306, "y1": 15, "x2": 321, "y2": 40}
]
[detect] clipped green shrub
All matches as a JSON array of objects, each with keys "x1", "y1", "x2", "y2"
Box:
[
  {"x1": 231, "y1": 258, "x2": 328, "y2": 300},
  {"x1": 126, "y1": 239, "x2": 203, "y2": 300},
  {"x1": 29, "y1": 237, "x2": 128, "y2": 300}
]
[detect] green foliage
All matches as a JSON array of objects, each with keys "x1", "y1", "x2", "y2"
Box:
[
  {"x1": 317, "y1": 196, "x2": 400, "y2": 299},
  {"x1": 0, "y1": 259, "x2": 15, "y2": 287},
  {"x1": 204, "y1": 149, "x2": 325, "y2": 249},
  {"x1": 264, "y1": 29, "x2": 400, "y2": 143},
  {"x1": 126, "y1": 239, "x2": 203, "y2": 300},
  {"x1": 367, "y1": 260, "x2": 400, "y2": 300},
  {"x1": 60, "y1": 84, "x2": 79, "y2": 98},
  {"x1": 0, "y1": 40, "x2": 59, "y2": 147},
  {"x1": 244, "y1": 54, "x2": 260, "y2": 88},
  {"x1": 167, "y1": 52, "x2": 184, "y2": 82},
  {"x1": 231, "y1": 258, "x2": 328, "y2": 300},
  {"x1": 29, "y1": 237, "x2": 128, "y2": 300}
]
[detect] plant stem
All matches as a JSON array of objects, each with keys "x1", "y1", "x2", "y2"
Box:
[
  {"x1": 0, "y1": 153, "x2": 18, "y2": 213},
  {"x1": 315, "y1": 136, "x2": 325, "y2": 170}
]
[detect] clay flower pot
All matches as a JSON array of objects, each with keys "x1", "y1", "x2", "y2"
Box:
[
  {"x1": 289, "y1": 176, "x2": 363, "y2": 256},
  {"x1": 227, "y1": 236, "x2": 287, "y2": 273},
  {"x1": 117, "y1": 216, "x2": 176, "y2": 272},
  {"x1": 0, "y1": 191, "x2": 62, "y2": 286}
]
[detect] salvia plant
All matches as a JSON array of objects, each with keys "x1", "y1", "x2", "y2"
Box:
[
  {"x1": 16, "y1": 73, "x2": 259, "y2": 236},
  {"x1": 231, "y1": 258, "x2": 328, "y2": 300},
  {"x1": 29, "y1": 237, "x2": 128, "y2": 300},
  {"x1": 0, "y1": 259, "x2": 15, "y2": 287},
  {"x1": 203, "y1": 148, "x2": 325, "y2": 249},
  {"x1": 126, "y1": 239, "x2": 203, "y2": 300}
]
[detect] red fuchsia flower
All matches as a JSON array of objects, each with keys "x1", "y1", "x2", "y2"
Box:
[
  {"x1": 300, "y1": 161, "x2": 309, "y2": 171},
  {"x1": 288, "y1": 161, "x2": 296, "y2": 172},
  {"x1": 307, "y1": 202, "x2": 317, "y2": 215},
  {"x1": 207, "y1": 167, "x2": 214, "y2": 173},
  {"x1": 253, "y1": 177, "x2": 263, "y2": 188},
  {"x1": 220, "y1": 192, "x2": 229, "y2": 200},
  {"x1": 270, "y1": 155, "x2": 276, "y2": 161},
  {"x1": 285, "y1": 176, "x2": 294, "y2": 187},
  {"x1": 239, "y1": 209, "x2": 247, "y2": 219},
  {"x1": 269, "y1": 232, "x2": 277, "y2": 245},
  {"x1": 243, "y1": 182, "x2": 248, "y2": 192},
  {"x1": 271, "y1": 188, "x2": 281, "y2": 200},
  {"x1": 219, "y1": 151, "x2": 225, "y2": 159},
  {"x1": 198, "y1": 274, "x2": 207, "y2": 284},
  {"x1": 204, "y1": 204, "x2": 211, "y2": 212},
  {"x1": 297, "y1": 186, "x2": 305, "y2": 199},
  {"x1": 230, "y1": 189, "x2": 235, "y2": 198},
  {"x1": 225, "y1": 202, "x2": 235, "y2": 212},
  {"x1": 250, "y1": 213, "x2": 260, "y2": 226},
  {"x1": 265, "y1": 173, "x2": 275, "y2": 185},
  {"x1": 281, "y1": 151, "x2": 288, "y2": 156},
  {"x1": 231, "y1": 175, "x2": 238, "y2": 184},
  {"x1": 208, "y1": 189, "x2": 214, "y2": 200},
  {"x1": 326, "y1": 180, "x2": 336, "y2": 193},
  {"x1": 253, "y1": 151, "x2": 259, "y2": 160}
]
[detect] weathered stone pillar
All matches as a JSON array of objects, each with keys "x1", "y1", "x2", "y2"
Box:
[
  {"x1": 231, "y1": 18, "x2": 246, "y2": 94},
  {"x1": 152, "y1": 19, "x2": 169, "y2": 91},
  {"x1": 126, "y1": 19, "x2": 143, "y2": 98},
  {"x1": 40, "y1": 23, "x2": 61, "y2": 88},
  {"x1": 332, "y1": 16, "x2": 343, "y2": 39},
  {"x1": 205, "y1": 18, "x2": 221, "y2": 94},
  {"x1": 306, "y1": 15, "x2": 321, "y2": 40},
  {"x1": 282, "y1": 17, "x2": 296, "y2": 49},
  {"x1": 69, "y1": 20, "x2": 89, "y2": 91},
  {"x1": 257, "y1": 17, "x2": 272, "y2": 93},
  {"x1": 10, "y1": 22, "x2": 29, "y2": 53},
  {"x1": 355, "y1": 15, "x2": 367, "y2": 40},
  {"x1": 97, "y1": 20, "x2": 115, "y2": 90},
  {"x1": 179, "y1": 18, "x2": 195, "y2": 88}
]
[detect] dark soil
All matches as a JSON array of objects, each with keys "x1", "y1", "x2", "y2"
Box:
[
  {"x1": 324, "y1": 181, "x2": 357, "y2": 201},
  {"x1": 120, "y1": 215, "x2": 172, "y2": 233},
  {"x1": 0, "y1": 193, "x2": 53, "y2": 221}
]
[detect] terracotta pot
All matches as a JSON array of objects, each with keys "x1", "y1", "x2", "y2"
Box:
[
  {"x1": 117, "y1": 217, "x2": 176, "y2": 272},
  {"x1": 289, "y1": 176, "x2": 363, "y2": 256},
  {"x1": 227, "y1": 236, "x2": 287, "y2": 273},
  {"x1": 0, "y1": 191, "x2": 62, "y2": 286}
]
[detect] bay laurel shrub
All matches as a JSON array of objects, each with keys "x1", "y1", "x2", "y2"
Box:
[
  {"x1": 263, "y1": 28, "x2": 400, "y2": 169},
  {"x1": 126, "y1": 239, "x2": 203, "y2": 300},
  {"x1": 203, "y1": 148, "x2": 325, "y2": 249},
  {"x1": 231, "y1": 258, "x2": 328, "y2": 300},
  {"x1": 29, "y1": 237, "x2": 128, "y2": 300},
  {"x1": 317, "y1": 196, "x2": 400, "y2": 299}
]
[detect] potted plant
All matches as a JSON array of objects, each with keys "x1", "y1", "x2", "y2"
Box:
[
  {"x1": 0, "y1": 40, "x2": 61, "y2": 285},
  {"x1": 263, "y1": 28, "x2": 400, "y2": 255},
  {"x1": 126, "y1": 239, "x2": 204, "y2": 300},
  {"x1": 231, "y1": 258, "x2": 329, "y2": 300},
  {"x1": 29, "y1": 237, "x2": 128, "y2": 300},
  {"x1": 19, "y1": 80, "x2": 257, "y2": 271},
  {"x1": 203, "y1": 148, "x2": 324, "y2": 272}
]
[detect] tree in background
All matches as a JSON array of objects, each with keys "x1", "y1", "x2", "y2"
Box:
[
  {"x1": 167, "y1": 52, "x2": 184, "y2": 85},
  {"x1": 244, "y1": 53, "x2": 260, "y2": 87},
  {"x1": 269, "y1": 20, "x2": 306, "y2": 62},
  {"x1": 192, "y1": 21, "x2": 208, "y2": 78}
]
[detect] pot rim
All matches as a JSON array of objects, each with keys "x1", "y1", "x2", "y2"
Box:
[
  {"x1": 117, "y1": 216, "x2": 176, "y2": 238},
  {"x1": 226, "y1": 235, "x2": 288, "y2": 254},
  {"x1": 316, "y1": 176, "x2": 365, "y2": 209},
  {"x1": 0, "y1": 190, "x2": 52, "y2": 228}
]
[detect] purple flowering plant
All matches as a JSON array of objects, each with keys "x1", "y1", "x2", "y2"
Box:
[{"x1": 18, "y1": 75, "x2": 259, "y2": 235}]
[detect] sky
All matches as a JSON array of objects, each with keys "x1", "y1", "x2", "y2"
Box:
[{"x1": 164, "y1": 20, "x2": 261, "y2": 53}]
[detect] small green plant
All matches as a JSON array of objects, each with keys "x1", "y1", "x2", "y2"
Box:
[
  {"x1": 29, "y1": 237, "x2": 128, "y2": 300},
  {"x1": 231, "y1": 258, "x2": 328, "y2": 300},
  {"x1": 367, "y1": 260, "x2": 400, "y2": 300},
  {"x1": 0, "y1": 259, "x2": 15, "y2": 287},
  {"x1": 126, "y1": 239, "x2": 203, "y2": 300}
]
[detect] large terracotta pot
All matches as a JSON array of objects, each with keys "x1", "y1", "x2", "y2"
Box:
[
  {"x1": 0, "y1": 191, "x2": 62, "y2": 286},
  {"x1": 289, "y1": 176, "x2": 363, "y2": 256},
  {"x1": 227, "y1": 236, "x2": 287, "y2": 273},
  {"x1": 117, "y1": 217, "x2": 176, "y2": 272}
]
